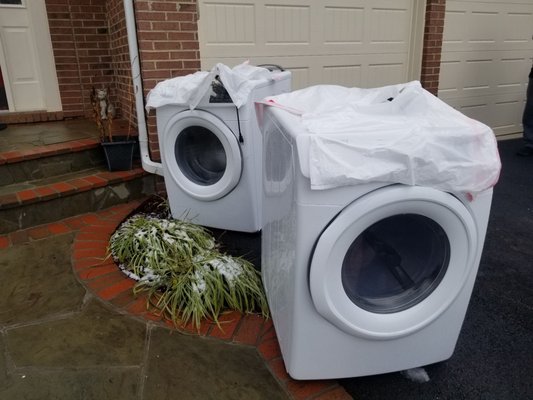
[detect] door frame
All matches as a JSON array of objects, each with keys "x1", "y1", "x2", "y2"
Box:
[{"x1": 0, "y1": 0, "x2": 61, "y2": 113}]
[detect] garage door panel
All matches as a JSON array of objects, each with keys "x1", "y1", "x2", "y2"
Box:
[
  {"x1": 200, "y1": 0, "x2": 416, "y2": 58},
  {"x1": 443, "y1": 1, "x2": 533, "y2": 52},
  {"x1": 369, "y1": 6, "x2": 411, "y2": 46},
  {"x1": 322, "y1": 65, "x2": 362, "y2": 87},
  {"x1": 439, "y1": 51, "x2": 531, "y2": 98},
  {"x1": 202, "y1": 2, "x2": 255, "y2": 45},
  {"x1": 445, "y1": 93, "x2": 525, "y2": 137},
  {"x1": 265, "y1": 4, "x2": 310, "y2": 44},
  {"x1": 204, "y1": 53, "x2": 409, "y2": 90},
  {"x1": 441, "y1": 0, "x2": 532, "y2": 136},
  {"x1": 323, "y1": 6, "x2": 365, "y2": 44}
]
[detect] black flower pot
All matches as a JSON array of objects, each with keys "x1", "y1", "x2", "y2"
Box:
[{"x1": 101, "y1": 136, "x2": 136, "y2": 171}]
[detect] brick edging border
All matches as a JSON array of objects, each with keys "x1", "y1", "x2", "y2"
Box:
[
  {"x1": 0, "y1": 201, "x2": 352, "y2": 400},
  {"x1": 0, "y1": 138, "x2": 99, "y2": 165}
]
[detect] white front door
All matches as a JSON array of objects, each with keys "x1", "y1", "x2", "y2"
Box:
[{"x1": 0, "y1": 0, "x2": 61, "y2": 112}]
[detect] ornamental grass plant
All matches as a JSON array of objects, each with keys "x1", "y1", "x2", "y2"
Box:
[{"x1": 108, "y1": 206, "x2": 269, "y2": 329}]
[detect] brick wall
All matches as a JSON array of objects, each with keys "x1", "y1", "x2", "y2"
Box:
[
  {"x1": 420, "y1": 0, "x2": 446, "y2": 95},
  {"x1": 46, "y1": 0, "x2": 114, "y2": 119},
  {"x1": 135, "y1": 0, "x2": 201, "y2": 162},
  {"x1": 107, "y1": 0, "x2": 136, "y2": 126}
]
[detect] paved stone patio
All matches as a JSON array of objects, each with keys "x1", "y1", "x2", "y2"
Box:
[{"x1": 0, "y1": 202, "x2": 351, "y2": 400}]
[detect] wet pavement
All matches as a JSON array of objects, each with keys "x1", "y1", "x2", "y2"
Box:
[
  {"x1": 0, "y1": 120, "x2": 98, "y2": 152},
  {"x1": 0, "y1": 234, "x2": 287, "y2": 400},
  {"x1": 340, "y1": 139, "x2": 533, "y2": 400}
]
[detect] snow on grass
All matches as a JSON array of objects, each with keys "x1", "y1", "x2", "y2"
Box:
[{"x1": 108, "y1": 210, "x2": 269, "y2": 328}]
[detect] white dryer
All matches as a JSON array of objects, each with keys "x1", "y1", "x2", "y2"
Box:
[
  {"x1": 156, "y1": 70, "x2": 290, "y2": 232},
  {"x1": 260, "y1": 105, "x2": 493, "y2": 379}
]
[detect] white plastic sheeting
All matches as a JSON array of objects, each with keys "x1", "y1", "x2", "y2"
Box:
[
  {"x1": 145, "y1": 62, "x2": 274, "y2": 110},
  {"x1": 264, "y1": 81, "x2": 501, "y2": 194}
]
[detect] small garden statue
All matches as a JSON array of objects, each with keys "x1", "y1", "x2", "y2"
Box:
[
  {"x1": 96, "y1": 88, "x2": 116, "y2": 120},
  {"x1": 90, "y1": 87, "x2": 116, "y2": 141}
]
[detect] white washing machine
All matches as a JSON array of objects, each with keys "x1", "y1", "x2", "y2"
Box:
[
  {"x1": 156, "y1": 70, "x2": 291, "y2": 232},
  {"x1": 260, "y1": 105, "x2": 493, "y2": 379}
]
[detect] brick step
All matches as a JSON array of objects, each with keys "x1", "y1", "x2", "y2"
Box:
[
  {"x1": 0, "y1": 165, "x2": 155, "y2": 234},
  {"x1": 0, "y1": 138, "x2": 106, "y2": 186}
]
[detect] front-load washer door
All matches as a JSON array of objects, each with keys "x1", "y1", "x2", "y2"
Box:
[
  {"x1": 163, "y1": 110, "x2": 242, "y2": 201},
  {"x1": 309, "y1": 185, "x2": 478, "y2": 340}
]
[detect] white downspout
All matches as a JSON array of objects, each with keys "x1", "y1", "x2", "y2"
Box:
[{"x1": 124, "y1": 0, "x2": 163, "y2": 176}]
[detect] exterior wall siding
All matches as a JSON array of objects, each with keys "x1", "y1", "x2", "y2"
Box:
[{"x1": 45, "y1": 0, "x2": 114, "y2": 119}]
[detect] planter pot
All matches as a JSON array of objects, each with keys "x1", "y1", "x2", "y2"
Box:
[{"x1": 101, "y1": 137, "x2": 136, "y2": 171}]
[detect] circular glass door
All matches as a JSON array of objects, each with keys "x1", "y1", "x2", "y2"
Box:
[
  {"x1": 163, "y1": 110, "x2": 242, "y2": 201},
  {"x1": 341, "y1": 214, "x2": 450, "y2": 314},
  {"x1": 175, "y1": 126, "x2": 227, "y2": 186},
  {"x1": 309, "y1": 185, "x2": 477, "y2": 340}
]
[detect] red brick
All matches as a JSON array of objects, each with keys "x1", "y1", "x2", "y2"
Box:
[
  {"x1": 286, "y1": 380, "x2": 337, "y2": 400},
  {"x1": 143, "y1": 310, "x2": 165, "y2": 322},
  {"x1": 110, "y1": 290, "x2": 140, "y2": 309},
  {"x1": 66, "y1": 178, "x2": 93, "y2": 191},
  {"x1": 232, "y1": 314, "x2": 265, "y2": 345},
  {"x1": 125, "y1": 297, "x2": 147, "y2": 315},
  {"x1": 64, "y1": 215, "x2": 89, "y2": 229},
  {"x1": 86, "y1": 270, "x2": 128, "y2": 291},
  {"x1": 28, "y1": 227, "x2": 52, "y2": 240},
  {"x1": 268, "y1": 358, "x2": 290, "y2": 383},
  {"x1": 312, "y1": 386, "x2": 353, "y2": 400},
  {"x1": 77, "y1": 138, "x2": 99, "y2": 146},
  {"x1": 72, "y1": 257, "x2": 107, "y2": 271},
  {"x1": 259, "y1": 322, "x2": 277, "y2": 342},
  {"x1": 79, "y1": 225, "x2": 113, "y2": 236},
  {"x1": 2, "y1": 151, "x2": 24, "y2": 162},
  {"x1": 79, "y1": 214, "x2": 105, "y2": 225},
  {"x1": 0, "y1": 236, "x2": 10, "y2": 249},
  {"x1": 47, "y1": 222, "x2": 71, "y2": 235},
  {"x1": 17, "y1": 189, "x2": 39, "y2": 204},
  {"x1": 41, "y1": 143, "x2": 69, "y2": 155},
  {"x1": 21, "y1": 148, "x2": 46, "y2": 160},
  {"x1": 258, "y1": 338, "x2": 282, "y2": 361},
  {"x1": 50, "y1": 182, "x2": 77, "y2": 195},
  {"x1": 73, "y1": 239, "x2": 109, "y2": 251},
  {"x1": 76, "y1": 231, "x2": 112, "y2": 241},
  {"x1": 83, "y1": 175, "x2": 107, "y2": 188},
  {"x1": 73, "y1": 247, "x2": 108, "y2": 260},
  {"x1": 34, "y1": 186, "x2": 59, "y2": 201},
  {"x1": 177, "y1": 318, "x2": 211, "y2": 336},
  {"x1": 209, "y1": 311, "x2": 242, "y2": 340},
  {"x1": 0, "y1": 193, "x2": 19, "y2": 208},
  {"x1": 78, "y1": 263, "x2": 119, "y2": 281}
]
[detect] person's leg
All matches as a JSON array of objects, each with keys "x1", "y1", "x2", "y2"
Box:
[{"x1": 517, "y1": 72, "x2": 533, "y2": 156}]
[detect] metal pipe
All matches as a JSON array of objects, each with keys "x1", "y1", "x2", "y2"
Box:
[{"x1": 123, "y1": 0, "x2": 163, "y2": 176}]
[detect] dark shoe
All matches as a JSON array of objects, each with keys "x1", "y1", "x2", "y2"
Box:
[
  {"x1": 516, "y1": 147, "x2": 533, "y2": 157},
  {"x1": 0, "y1": 123, "x2": 6, "y2": 131}
]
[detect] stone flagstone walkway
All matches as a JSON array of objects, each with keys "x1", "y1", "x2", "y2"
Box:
[{"x1": 0, "y1": 201, "x2": 351, "y2": 400}]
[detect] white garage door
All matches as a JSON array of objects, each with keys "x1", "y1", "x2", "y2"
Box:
[
  {"x1": 198, "y1": 0, "x2": 425, "y2": 89},
  {"x1": 439, "y1": 0, "x2": 533, "y2": 138}
]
